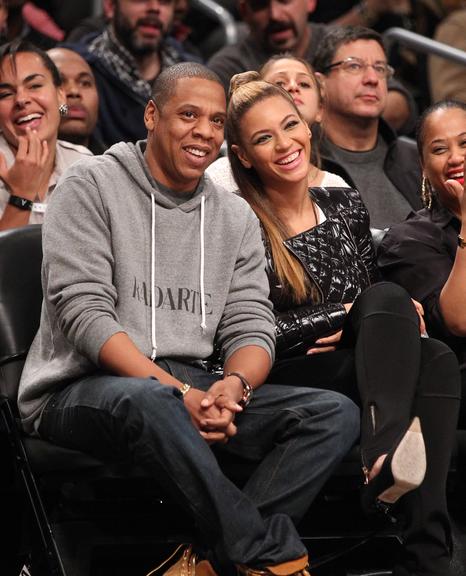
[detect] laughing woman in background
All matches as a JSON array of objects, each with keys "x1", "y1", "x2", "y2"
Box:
[
  {"x1": 0, "y1": 39, "x2": 91, "y2": 230},
  {"x1": 379, "y1": 99, "x2": 466, "y2": 430}
]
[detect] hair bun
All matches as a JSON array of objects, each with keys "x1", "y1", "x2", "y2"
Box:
[{"x1": 229, "y1": 71, "x2": 261, "y2": 98}]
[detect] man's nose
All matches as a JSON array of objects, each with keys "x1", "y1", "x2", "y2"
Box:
[
  {"x1": 146, "y1": 0, "x2": 162, "y2": 11},
  {"x1": 193, "y1": 117, "x2": 214, "y2": 139},
  {"x1": 269, "y1": 0, "x2": 285, "y2": 21},
  {"x1": 362, "y1": 64, "x2": 379, "y2": 84},
  {"x1": 65, "y1": 81, "x2": 80, "y2": 98}
]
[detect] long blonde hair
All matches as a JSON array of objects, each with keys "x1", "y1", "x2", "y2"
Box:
[{"x1": 227, "y1": 71, "x2": 316, "y2": 304}]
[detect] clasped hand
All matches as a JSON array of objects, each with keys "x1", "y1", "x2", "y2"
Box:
[{"x1": 183, "y1": 379, "x2": 243, "y2": 444}]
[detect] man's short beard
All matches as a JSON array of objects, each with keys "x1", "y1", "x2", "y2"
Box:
[
  {"x1": 264, "y1": 20, "x2": 298, "y2": 52},
  {"x1": 119, "y1": 29, "x2": 162, "y2": 56},
  {"x1": 113, "y1": 10, "x2": 162, "y2": 56}
]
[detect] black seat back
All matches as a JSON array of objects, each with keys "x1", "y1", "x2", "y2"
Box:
[{"x1": 0, "y1": 225, "x2": 43, "y2": 406}]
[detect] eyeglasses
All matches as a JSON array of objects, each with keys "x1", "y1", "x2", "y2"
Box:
[{"x1": 324, "y1": 57, "x2": 394, "y2": 79}]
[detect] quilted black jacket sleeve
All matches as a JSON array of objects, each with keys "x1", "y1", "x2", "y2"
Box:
[{"x1": 275, "y1": 302, "x2": 347, "y2": 357}]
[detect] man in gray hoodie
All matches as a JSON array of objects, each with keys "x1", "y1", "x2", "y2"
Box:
[{"x1": 18, "y1": 62, "x2": 359, "y2": 576}]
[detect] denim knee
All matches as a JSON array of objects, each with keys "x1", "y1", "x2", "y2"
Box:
[
  {"x1": 109, "y1": 377, "x2": 182, "y2": 430},
  {"x1": 315, "y1": 390, "x2": 360, "y2": 454},
  {"x1": 335, "y1": 392, "x2": 360, "y2": 447}
]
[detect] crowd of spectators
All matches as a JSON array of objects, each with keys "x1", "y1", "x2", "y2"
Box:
[
  {"x1": 0, "y1": 0, "x2": 462, "y2": 143},
  {"x1": 1, "y1": 1, "x2": 466, "y2": 575}
]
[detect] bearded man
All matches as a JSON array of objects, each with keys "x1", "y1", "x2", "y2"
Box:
[{"x1": 69, "y1": 0, "x2": 199, "y2": 145}]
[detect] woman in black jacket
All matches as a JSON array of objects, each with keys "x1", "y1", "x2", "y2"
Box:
[
  {"x1": 378, "y1": 99, "x2": 466, "y2": 430},
  {"x1": 226, "y1": 72, "x2": 460, "y2": 576}
]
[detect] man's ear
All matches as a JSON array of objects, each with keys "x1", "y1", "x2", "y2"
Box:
[
  {"x1": 315, "y1": 72, "x2": 328, "y2": 104},
  {"x1": 314, "y1": 101, "x2": 323, "y2": 124},
  {"x1": 315, "y1": 72, "x2": 326, "y2": 92},
  {"x1": 231, "y1": 144, "x2": 252, "y2": 169},
  {"x1": 307, "y1": 0, "x2": 317, "y2": 14},
  {"x1": 103, "y1": 0, "x2": 115, "y2": 19},
  {"x1": 144, "y1": 99, "x2": 159, "y2": 132},
  {"x1": 57, "y1": 87, "x2": 66, "y2": 109}
]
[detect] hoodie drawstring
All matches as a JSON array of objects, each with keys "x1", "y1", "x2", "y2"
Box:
[
  {"x1": 150, "y1": 193, "x2": 207, "y2": 363},
  {"x1": 150, "y1": 193, "x2": 157, "y2": 361},
  {"x1": 199, "y1": 194, "x2": 207, "y2": 332}
]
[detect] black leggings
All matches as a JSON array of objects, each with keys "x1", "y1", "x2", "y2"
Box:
[{"x1": 269, "y1": 282, "x2": 461, "y2": 576}]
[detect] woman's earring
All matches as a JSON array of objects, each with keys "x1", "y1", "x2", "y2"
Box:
[
  {"x1": 421, "y1": 175, "x2": 433, "y2": 209},
  {"x1": 59, "y1": 103, "x2": 69, "y2": 118},
  {"x1": 421, "y1": 174, "x2": 432, "y2": 210}
]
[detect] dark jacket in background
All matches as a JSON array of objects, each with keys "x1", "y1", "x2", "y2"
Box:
[
  {"x1": 378, "y1": 200, "x2": 466, "y2": 372},
  {"x1": 319, "y1": 120, "x2": 423, "y2": 214}
]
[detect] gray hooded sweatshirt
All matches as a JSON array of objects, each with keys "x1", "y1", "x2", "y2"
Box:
[{"x1": 18, "y1": 141, "x2": 275, "y2": 434}]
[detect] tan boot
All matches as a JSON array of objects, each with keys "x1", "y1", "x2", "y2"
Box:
[
  {"x1": 162, "y1": 546, "x2": 196, "y2": 575},
  {"x1": 196, "y1": 560, "x2": 218, "y2": 575},
  {"x1": 158, "y1": 546, "x2": 218, "y2": 576},
  {"x1": 237, "y1": 554, "x2": 311, "y2": 576}
]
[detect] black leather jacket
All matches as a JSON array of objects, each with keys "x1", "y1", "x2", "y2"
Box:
[{"x1": 267, "y1": 186, "x2": 380, "y2": 357}]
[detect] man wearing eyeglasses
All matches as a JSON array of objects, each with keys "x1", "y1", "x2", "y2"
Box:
[{"x1": 314, "y1": 26, "x2": 422, "y2": 231}]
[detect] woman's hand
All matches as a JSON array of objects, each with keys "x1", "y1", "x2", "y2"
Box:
[
  {"x1": 0, "y1": 129, "x2": 49, "y2": 200},
  {"x1": 306, "y1": 303, "x2": 353, "y2": 354},
  {"x1": 411, "y1": 298, "x2": 427, "y2": 336},
  {"x1": 441, "y1": 158, "x2": 466, "y2": 336},
  {"x1": 445, "y1": 156, "x2": 466, "y2": 223},
  {"x1": 307, "y1": 330, "x2": 343, "y2": 354}
]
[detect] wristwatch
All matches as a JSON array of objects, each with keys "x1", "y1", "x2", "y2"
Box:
[
  {"x1": 226, "y1": 371, "x2": 253, "y2": 408},
  {"x1": 8, "y1": 194, "x2": 33, "y2": 211},
  {"x1": 458, "y1": 235, "x2": 466, "y2": 249}
]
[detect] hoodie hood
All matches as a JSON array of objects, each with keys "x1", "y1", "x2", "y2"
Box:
[{"x1": 105, "y1": 140, "x2": 210, "y2": 213}]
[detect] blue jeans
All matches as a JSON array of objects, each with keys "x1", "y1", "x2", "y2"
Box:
[{"x1": 38, "y1": 359, "x2": 359, "y2": 569}]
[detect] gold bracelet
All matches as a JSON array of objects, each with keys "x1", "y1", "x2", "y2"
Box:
[{"x1": 179, "y1": 382, "x2": 192, "y2": 397}]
